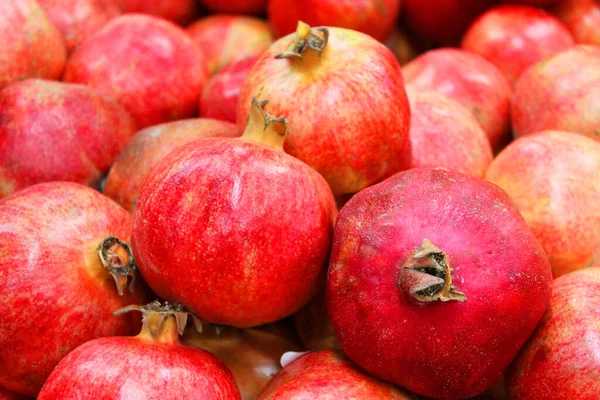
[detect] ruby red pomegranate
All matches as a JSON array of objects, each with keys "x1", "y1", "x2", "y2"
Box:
[
  {"x1": 38, "y1": 302, "x2": 241, "y2": 400},
  {"x1": 0, "y1": 0, "x2": 66, "y2": 90},
  {"x1": 267, "y1": 0, "x2": 401, "y2": 42},
  {"x1": 0, "y1": 79, "x2": 136, "y2": 198},
  {"x1": 462, "y1": 5, "x2": 574, "y2": 86},
  {"x1": 553, "y1": 0, "x2": 600, "y2": 45},
  {"x1": 132, "y1": 98, "x2": 336, "y2": 328},
  {"x1": 104, "y1": 118, "x2": 238, "y2": 212},
  {"x1": 115, "y1": 0, "x2": 199, "y2": 25},
  {"x1": 200, "y1": 0, "x2": 267, "y2": 15},
  {"x1": 63, "y1": 14, "x2": 207, "y2": 129},
  {"x1": 0, "y1": 182, "x2": 146, "y2": 396},
  {"x1": 238, "y1": 22, "x2": 411, "y2": 196},
  {"x1": 327, "y1": 167, "x2": 552, "y2": 399},
  {"x1": 506, "y1": 267, "x2": 600, "y2": 399}
]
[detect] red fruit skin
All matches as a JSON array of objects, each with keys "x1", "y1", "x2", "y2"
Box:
[
  {"x1": 0, "y1": 79, "x2": 137, "y2": 198},
  {"x1": 462, "y1": 5, "x2": 574, "y2": 87},
  {"x1": 200, "y1": 56, "x2": 259, "y2": 123},
  {"x1": 63, "y1": 14, "x2": 208, "y2": 129},
  {"x1": 37, "y1": 0, "x2": 121, "y2": 55},
  {"x1": 115, "y1": 0, "x2": 199, "y2": 25},
  {"x1": 258, "y1": 351, "x2": 414, "y2": 399},
  {"x1": 407, "y1": 90, "x2": 493, "y2": 178},
  {"x1": 0, "y1": 387, "x2": 30, "y2": 400},
  {"x1": 502, "y1": 0, "x2": 559, "y2": 4},
  {"x1": 327, "y1": 168, "x2": 552, "y2": 399},
  {"x1": 200, "y1": 0, "x2": 267, "y2": 15},
  {"x1": 403, "y1": 49, "x2": 512, "y2": 153},
  {"x1": 187, "y1": 15, "x2": 273, "y2": 75},
  {"x1": 485, "y1": 131, "x2": 600, "y2": 277},
  {"x1": 104, "y1": 118, "x2": 238, "y2": 212},
  {"x1": 0, "y1": 182, "x2": 145, "y2": 396},
  {"x1": 0, "y1": 0, "x2": 66, "y2": 90},
  {"x1": 553, "y1": 0, "x2": 600, "y2": 45},
  {"x1": 238, "y1": 28, "x2": 411, "y2": 196},
  {"x1": 512, "y1": 45, "x2": 600, "y2": 141},
  {"x1": 267, "y1": 0, "x2": 401, "y2": 42},
  {"x1": 506, "y1": 267, "x2": 600, "y2": 399}
]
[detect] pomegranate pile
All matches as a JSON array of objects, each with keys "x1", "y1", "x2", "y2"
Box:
[{"x1": 0, "y1": 1, "x2": 598, "y2": 399}]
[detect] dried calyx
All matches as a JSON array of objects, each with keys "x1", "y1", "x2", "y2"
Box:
[
  {"x1": 275, "y1": 21, "x2": 329, "y2": 60},
  {"x1": 98, "y1": 236, "x2": 137, "y2": 296},
  {"x1": 399, "y1": 239, "x2": 467, "y2": 303},
  {"x1": 241, "y1": 97, "x2": 288, "y2": 150}
]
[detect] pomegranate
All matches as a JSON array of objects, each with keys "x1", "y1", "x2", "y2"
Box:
[
  {"x1": 512, "y1": 45, "x2": 600, "y2": 141},
  {"x1": 258, "y1": 350, "x2": 414, "y2": 399},
  {"x1": 486, "y1": 131, "x2": 600, "y2": 277},
  {"x1": 200, "y1": 0, "x2": 267, "y2": 15},
  {"x1": 506, "y1": 267, "x2": 600, "y2": 399},
  {"x1": 200, "y1": 56, "x2": 260, "y2": 123},
  {"x1": 63, "y1": 14, "x2": 207, "y2": 129},
  {"x1": 114, "y1": 0, "x2": 199, "y2": 25},
  {"x1": 553, "y1": 0, "x2": 600, "y2": 45},
  {"x1": 37, "y1": 0, "x2": 121, "y2": 54},
  {"x1": 132, "y1": 98, "x2": 337, "y2": 328},
  {"x1": 293, "y1": 290, "x2": 341, "y2": 351},
  {"x1": 267, "y1": 0, "x2": 401, "y2": 42},
  {"x1": 0, "y1": 0, "x2": 66, "y2": 90},
  {"x1": 327, "y1": 167, "x2": 552, "y2": 399},
  {"x1": 0, "y1": 79, "x2": 136, "y2": 198},
  {"x1": 462, "y1": 5, "x2": 574, "y2": 86},
  {"x1": 187, "y1": 15, "x2": 273, "y2": 75},
  {"x1": 384, "y1": 28, "x2": 423, "y2": 66},
  {"x1": 104, "y1": 118, "x2": 238, "y2": 212},
  {"x1": 406, "y1": 90, "x2": 493, "y2": 178},
  {"x1": 238, "y1": 22, "x2": 411, "y2": 196},
  {"x1": 403, "y1": 48, "x2": 512, "y2": 153},
  {"x1": 0, "y1": 182, "x2": 146, "y2": 396},
  {"x1": 38, "y1": 301, "x2": 241, "y2": 399}
]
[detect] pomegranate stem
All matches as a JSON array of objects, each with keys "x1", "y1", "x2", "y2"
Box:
[{"x1": 275, "y1": 21, "x2": 329, "y2": 59}]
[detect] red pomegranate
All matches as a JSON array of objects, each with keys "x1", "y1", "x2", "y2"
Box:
[
  {"x1": 553, "y1": 0, "x2": 600, "y2": 45},
  {"x1": 187, "y1": 15, "x2": 273, "y2": 75},
  {"x1": 200, "y1": 56, "x2": 259, "y2": 123},
  {"x1": 0, "y1": 182, "x2": 146, "y2": 396},
  {"x1": 506, "y1": 267, "x2": 600, "y2": 399},
  {"x1": 512, "y1": 45, "x2": 600, "y2": 141},
  {"x1": 327, "y1": 167, "x2": 552, "y2": 399},
  {"x1": 238, "y1": 22, "x2": 411, "y2": 196},
  {"x1": 63, "y1": 14, "x2": 207, "y2": 129},
  {"x1": 114, "y1": 0, "x2": 199, "y2": 25},
  {"x1": 258, "y1": 350, "x2": 414, "y2": 399},
  {"x1": 384, "y1": 28, "x2": 422, "y2": 66},
  {"x1": 104, "y1": 118, "x2": 238, "y2": 212},
  {"x1": 38, "y1": 301, "x2": 241, "y2": 399},
  {"x1": 132, "y1": 98, "x2": 337, "y2": 328},
  {"x1": 0, "y1": 0, "x2": 66, "y2": 90},
  {"x1": 267, "y1": 0, "x2": 401, "y2": 42},
  {"x1": 37, "y1": 0, "x2": 121, "y2": 54},
  {"x1": 200, "y1": 0, "x2": 267, "y2": 15},
  {"x1": 293, "y1": 290, "x2": 341, "y2": 351},
  {"x1": 0, "y1": 79, "x2": 136, "y2": 198},
  {"x1": 462, "y1": 5, "x2": 574, "y2": 86},
  {"x1": 403, "y1": 49, "x2": 512, "y2": 153}
]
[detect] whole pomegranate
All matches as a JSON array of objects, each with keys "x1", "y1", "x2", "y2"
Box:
[
  {"x1": 512, "y1": 45, "x2": 600, "y2": 141},
  {"x1": 267, "y1": 0, "x2": 401, "y2": 42},
  {"x1": 0, "y1": 0, "x2": 66, "y2": 89},
  {"x1": 238, "y1": 22, "x2": 411, "y2": 196},
  {"x1": 327, "y1": 167, "x2": 552, "y2": 399},
  {"x1": 104, "y1": 118, "x2": 238, "y2": 212},
  {"x1": 507, "y1": 267, "x2": 600, "y2": 399},
  {"x1": 132, "y1": 98, "x2": 337, "y2": 328},
  {"x1": 114, "y1": 0, "x2": 199, "y2": 25},
  {"x1": 63, "y1": 14, "x2": 207, "y2": 129},
  {"x1": 553, "y1": 0, "x2": 600, "y2": 45},
  {"x1": 0, "y1": 182, "x2": 146, "y2": 396},
  {"x1": 200, "y1": 0, "x2": 267, "y2": 15},
  {"x1": 38, "y1": 301, "x2": 241, "y2": 399},
  {"x1": 0, "y1": 79, "x2": 136, "y2": 198}
]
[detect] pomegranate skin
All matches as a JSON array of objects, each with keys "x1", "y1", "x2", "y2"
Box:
[
  {"x1": 115, "y1": 0, "x2": 199, "y2": 25},
  {"x1": 187, "y1": 15, "x2": 273, "y2": 75},
  {"x1": 63, "y1": 14, "x2": 208, "y2": 129},
  {"x1": 267, "y1": 0, "x2": 401, "y2": 42},
  {"x1": 0, "y1": 182, "x2": 145, "y2": 396},
  {"x1": 0, "y1": 79, "x2": 136, "y2": 198},
  {"x1": 403, "y1": 49, "x2": 512, "y2": 153},
  {"x1": 327, "y1": 168, "x2": 552, "y2": 399},
  {"x1": 553, "y1": 0, "x2": 600, "y2": 45},
  {"x1": 485, "y1": 131, "x2": 600, "y2": 277},
  {"x1": 506, "y1": 267, "x2": 600, "y2": 399},
  {"x1": 0, "y1": 387, "x2": 30, "y2": 400},
  {"x1": 502, "y1": 0, "x2": 559, "y2": 4},
  {"x1": 258, "y1": 350, "x2": 413, "y2": 399},
  {"x1": 462, "y1": 5, "x2": 574, "y2": 87},
  {"x1": 512, "y1": 45, "x2": 600, "y2": 141},
  {"x1": 104, "y1": 118, "x2": 238, "y2": 212},
  {"x1": 0, "y1": 0, "x2": 66, "y2": 90},
  {"x1": 407, "y1": 90, "x2": 493, "y2": 178},
  {"x1": 200, "y1": 57, "x2": 259, "y2": 123},
  {"x1": 238, "y1": 26, "x2": 411, "y2": 196},
  {"x1": 201, "y1": 0, "x2": 267, "y2": 15}
]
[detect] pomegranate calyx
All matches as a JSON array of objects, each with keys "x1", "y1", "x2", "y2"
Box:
[
  {"x1": 399, "y1": 239, "x2": 467, "y2": 303},
  {"x1": 97, "y1": 236, "x2": 137, "y2": 296},
  {"x1": 241, "y1": 97, "x2": 288, "y2": 150},
  {"x1": 275, "y1": 21, "x2": 329, "y2": 60}
]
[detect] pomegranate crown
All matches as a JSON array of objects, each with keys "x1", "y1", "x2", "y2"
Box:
[{"x1": 275, "y1": 21, "x2": 329, "y2": 59}]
